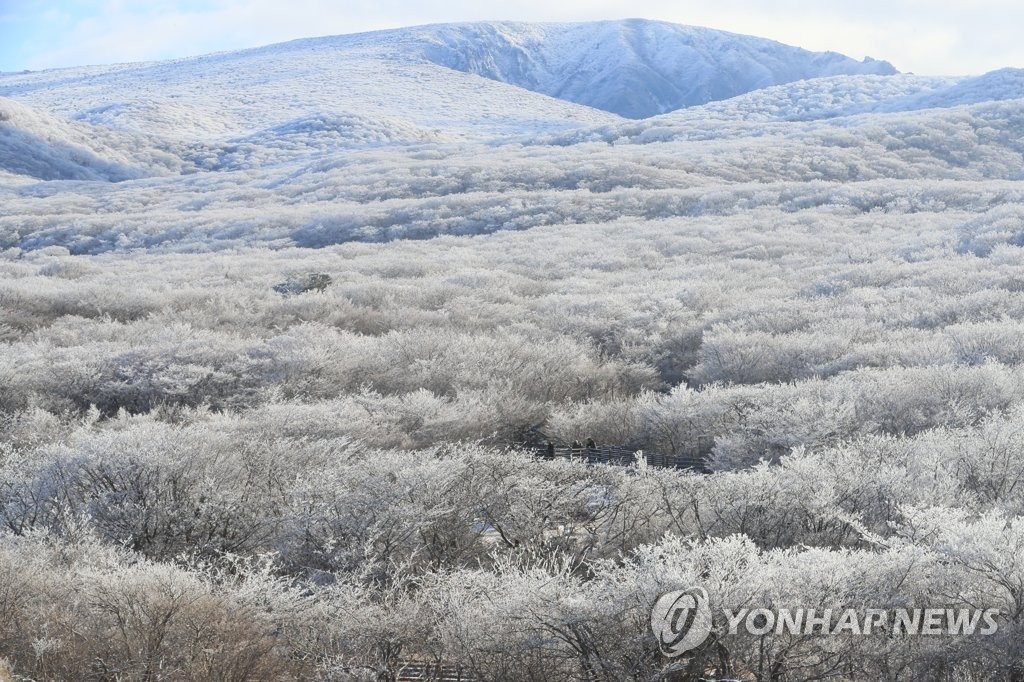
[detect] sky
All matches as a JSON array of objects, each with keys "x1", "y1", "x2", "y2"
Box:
[{"x1": 1, "y1": 0, "x2": 1022, "y2": 76}]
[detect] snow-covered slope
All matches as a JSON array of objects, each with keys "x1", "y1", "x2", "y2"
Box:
[
  {"x1": 211, "y1": 113, "x2": 458, "y2": 170},
  {"x1": 874, "y1": 68, "x2": 1024, "y2": 112},
  {"x1": 3, "y1": 92, "x2": 1022, "y2": 253},
  {"x1": 0, "y1": 96, "x2": 192, "y2": 181},
  {"x1": 0, "y1": 20, "x2": 1021, "y2": 256},
  {"x1": 534, "y1": 70, "x2": 1024, "y2": 146},
  {"x1": 0, "y1": 32, "x2": 622, "y2": 142},
  {"x1": 0, "y1": 19, "x2": 899, "y2": 139},
  {"x1": 405, "y1": 20, "x2": 898, "y2": 118},
  {"x1": 681, "y1": 74, "x2": 958, "y2": 122}
]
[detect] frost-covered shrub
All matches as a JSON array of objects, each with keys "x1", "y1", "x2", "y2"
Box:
[
  {"x1": 957, "y1": 204, "x2": 1024, "y2": 256},
  {"x1": 0, "y1": 533, "x2": 327, "y2": 681},
  {"x1": 2, "y1": 421, "x2": 286, "y2": 557},
  {"x1": 273, "y1": 271, "x2": 333, "y2": 295},
  {"x1": 36, "y1": 257, "x2": 101, "y2": 279}
]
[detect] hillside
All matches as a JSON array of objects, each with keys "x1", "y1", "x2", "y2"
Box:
[
  {"x1": 0, "y1": 66, "x2": 1021, "y2": 253},
  {"x1": 404, "y1": 19, "x2": 898, "y2": 117},
  {"x1": 0, "y1": 19, "x2": 900, "y2": 138},
  {"x1": 0, "y1": 96, "x2": 194, "y2": 181},
  {"x1": 0, "y1": 28, "x2": 622, "y2": 141},
  {"x1": 4, "y1": 19, "x2": 1024, "y2": 682}
]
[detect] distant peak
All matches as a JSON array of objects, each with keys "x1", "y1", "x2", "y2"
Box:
[{"x1": 366, "y1": 20, "x2": 899, "y2": 118}]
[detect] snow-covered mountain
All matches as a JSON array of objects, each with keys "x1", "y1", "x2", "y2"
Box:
[
  {"x1": 404, "y1": 20, "x2": 898, "y2": 118},
  {"x1": 0, "y1": 26, "x2": 623, "y2": 142},
  {"x1": 0, "y1": 19, "x2": 898, "y2": 140},
  {"x1": 1, "y1": 19, "x2": 1021, "y2": 255}
]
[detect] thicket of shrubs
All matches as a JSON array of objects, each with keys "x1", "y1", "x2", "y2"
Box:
[
  {"x1": 3, "y1": 417, "x2": 1024, "y2": 679},
  {"x1": 3, "y1": 198, "x2": 1024, "y2": 678},
  {"x1": 4, "y1": 81, "x2": 1024, "y2": 681},
  {"x1": 3, "y1": 97, "x2": 1024, "y2": 253}
]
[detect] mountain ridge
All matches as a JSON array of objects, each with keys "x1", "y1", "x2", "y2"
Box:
[
  {"x1": 401, "y1": 19, "x2": 898, "y2": 117},
  {"x1": 0, "y1": 19, "x2": 899, "y2": 124}
]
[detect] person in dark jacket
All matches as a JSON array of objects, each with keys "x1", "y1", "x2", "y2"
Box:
[{"x1": 546, "y1": 441, "x2": 555, "y2": 459}]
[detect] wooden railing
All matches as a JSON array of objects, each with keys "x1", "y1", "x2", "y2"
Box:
[
  {"x1": 334, "y1": 660, "x2": 475, "y2": 681},
  {"x1": 526, "y1": 442, "x2": 711, "y2": 473},
  {"x1": 396, "y1": 661, "x2": 474, "y2": 681}
]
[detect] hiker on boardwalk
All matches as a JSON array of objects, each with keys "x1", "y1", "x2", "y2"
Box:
[
  {"x1": 585, "y1": 437, "x2": 597, "y2": 462},
  {"x1": 545, "y1": 441, "x2": 555, "y2": 459}
]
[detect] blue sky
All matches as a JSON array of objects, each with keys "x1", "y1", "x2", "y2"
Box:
[{"x1": 2, "y1": 1, "x2": 1022, "y2": 75}]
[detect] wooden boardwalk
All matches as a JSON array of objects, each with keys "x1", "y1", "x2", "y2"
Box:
[
  {"x1": 528, "y1": 443, "x2": 711, "y2": 473},
  {"x1": 396, "y1": 661, "x2": 474, "y2": 681},
  {"x1": 329, "y1": 661, "x2": 474, "y2": 681}
]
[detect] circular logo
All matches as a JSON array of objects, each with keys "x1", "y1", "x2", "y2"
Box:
[{"x1": 650, "y1": 586, "x2": 713, "y2": 657}]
